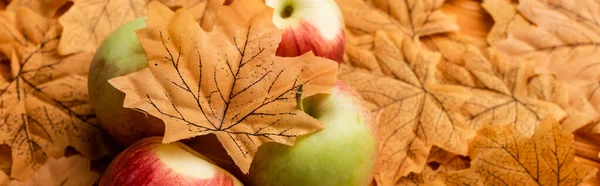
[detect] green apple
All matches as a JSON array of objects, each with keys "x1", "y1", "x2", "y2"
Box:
[
  {"x1": 88, "y1": 16, "x2": 164, "y2": 146},
  {"x1": 248, "y1": 80, "x2": 379, "y2": 186}
]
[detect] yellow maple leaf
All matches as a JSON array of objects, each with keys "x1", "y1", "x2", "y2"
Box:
[
  {"x1": 0, "y1": 155, "x2": 100, "y2": 186},
  {"x1": 338, "y1": 30, "x2": 474, "y2": 185},
  {"x1": 440, "y1": 117, "x2": 598, "y2": 185},
  {"x1": 492, "y1": 0, "x2": 600, "y2": 131},
  {"x1": 482, "y1": 0, "x2": 531, "y2": 45},
  {"x1": 109, "y1": 1, "x2": 338, "y2": 173},
  {"x1": 0, "y1": 8, "x2": 113, "y2": 180},
  {"x1": 335, "y1": 0, "x2": 458, "y2": 39},
  {"x1": 57, "y1": 0, "x2": 148, "y2": 55},
  {"x1": 394, "y1": 147, "x2": 470, "y2": 186},
  {"x1": 426, "y1": 33, "x2": 567, "y2": 136}
]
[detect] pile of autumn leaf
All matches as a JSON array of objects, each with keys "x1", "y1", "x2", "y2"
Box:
[
  {"x1": 337, "y1": 0, "x2": 600, "y2": 185},
  {"x1": 0, "y1": 0, "x2": 599, "y2": 185}
]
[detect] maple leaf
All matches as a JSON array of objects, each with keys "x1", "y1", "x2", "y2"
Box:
[
  {"x1": 109, "y1": 1, "x2": 338, "y2": 173},
  {"x1": 335, "y1": 0, "x2": 458, "y2": 39},
  {"x1": 0, "y1": 155, "x2": 100, "y2": 186},
  {"x1": 338, "y1": 30, "x2": 474, "y2": 185},
  {"x1": 6, "y1": 0, "x2": 68, "y2": 18},
  {"x1": 528, "y1": 74, "x2": 596, "y2": 133},
  {"x1": 0, "y1": 8, "x2": 113, "y2": 180},
  {"x1": 394, "y1": 147, "x2": 470, "y2": 186},
  {"x1": 440, "y1": 117, "x2": 598, "y2": 185},
  {"x1": 482, "y1": 0, "x2": 531, "y2": 45},
  {"x1": 492, "y1": 0, "x2": 600, "y2": 130},
  {"x1": 425, "y1": 34, "x2": 567, "y2": 136},
  {"x1": 57, "y1": 0, "x2": 148, "y2": 55}
]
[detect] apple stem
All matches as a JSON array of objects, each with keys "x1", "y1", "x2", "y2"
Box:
[{"x1": 296, "y1": 84, "x2": 304, "y2": 111}]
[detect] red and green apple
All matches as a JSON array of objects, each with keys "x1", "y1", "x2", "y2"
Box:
[
  {"x1": 100, "y1": 137, "x2": 243, "y2": 186},
  {"x1": 266, "y1": 0, "x2": 345, "y2": 62}
]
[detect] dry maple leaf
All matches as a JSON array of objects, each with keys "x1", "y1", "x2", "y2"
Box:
[
  {"x1": 335, "y1": 0, "x2": 458, "y2": 39},
  {"x1": 6, "y1": 0, "x2": 68, "y2": 18},
  {"x1": 0, "y1": 8, "x2": 113, "y2": 180},
  {"x1": 338, "y1": 30, "x2": 474, "y2": 185},
  {"x1": 440, "y1": 117, "x2": 598, "y2": 185},
  {"x1": 393, "y1": 147, "x2": 470, "y2": 186},
  {"x1": 425, "y1": 33, "x2": 592, "y2": 133},
  {"x1": 109, "y1": 1, "x2": 338, "y2": 173},
  {"x1": 482, "y1": 0, "x2": 531, "y2": 45},
  {"x1": 57, "y1": 0, "x2": 148, "y2": 55},
  {"x1": 0, "y1": 155, "x2": 100, "y2": 186},
  {"x1": 492, "y1": 0, "x2": 600, "y2": 130},
  {"x1": 429, "y1": 36, "x2": 567, "y2": 136}
]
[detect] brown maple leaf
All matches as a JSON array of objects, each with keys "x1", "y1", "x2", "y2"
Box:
[
  {"x1": 0, "y1": 8, "x2": 113, "y2": 180},
  {"x1": 440, "y1": 117, "x2": 598, "y2": 185},
  {"x1": 482, "y1": 0, "x2": 530, "y2": 45},
  {"x1": 57, "y1": 0, "x2": 148, "y2": 55},
  {"x1": 6, "y1": 0, "x2": 68, "y2": 18},
  {"x1": 109, "y1": 1, "x2": 338, "y2": 173},
  {"x1": 492, "y1": 0, "x2": 600, "y2": 130},
  {"x1": 338, "y1": 30, "x2": 474, "y2": 185},
  {"x1": 0, "y1": 155, "x2": 100, "y2": 186},
  {"x1": 426, "y1": 34, "x2": 567, "y2": 136},
  {"x1": 394, "y1": 147, "x2": 470, "y2": 186},
  {"x1": 335, "y1": 0, "x2": 458, "y2": 39}
]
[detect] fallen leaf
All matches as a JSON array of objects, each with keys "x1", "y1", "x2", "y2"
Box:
[
  {"x1": 0, "y1": 8, "x2": 113, "y2": 180},
  {"x1": 528, "y1": 75, "x2": 596, "y2": 133},
  {"x1": 440, "y1": 117, "x2": 598, "y2": 185},
  {"x1": 482, "y1": 0, "x2": 531, "y2": 45},
  {"x1": 338, "y1": 30, "x2": 474, "y2": 185},
  {"x1": 2, "y1": 155, "x2": 100, "y2": 186},
  {"x1": 494, "y1": 0, "x2": 600, "y2": 129},
  {"x1": 335, "y1": 0, "x2": 458, "y2": 39},
  {"x1": 435, "y1": 43, "x2": 567, "y2": 136},
  {"x1": 395, "y1": 147, "x2": 470, "y2": 186},
  {"x1": 109, "y1": 1, "x2": 338, "y2": 173},
  {"x1": 57, "y1": 0, "x2": 148, "y2": 55},
  {"x1": 6, "y1": 0, "x2": 68, "y2": 18}
]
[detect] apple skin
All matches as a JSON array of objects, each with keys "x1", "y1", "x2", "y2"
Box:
[
  {"x1": 248, "y1": 80, "x2": 379, "y2": 186},
  {"x1": 100, "y1": 137, "x2": 244, "y2": 186},
  {"x1": 266, "y1": 0, "x2": 345, "y2": 62},
  {"x1": 88, "y1": 16, "x2": 165, "y2": 146}
]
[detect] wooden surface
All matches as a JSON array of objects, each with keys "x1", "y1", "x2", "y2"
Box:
[{"x1": 440, "y1": 0, "x2": 600, "y2": 184}]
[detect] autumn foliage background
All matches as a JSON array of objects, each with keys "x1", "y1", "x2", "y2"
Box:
[{"x1": 0, "y1": 0, "x2": 599, "y2": 185}]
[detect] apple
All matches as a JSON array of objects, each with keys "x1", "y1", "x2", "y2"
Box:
[
  {"x1": 248, "y1": 80, "x2": 379, "y2": 186},
  {"x1": 266, "y1": 0, "x2": 345, "y2": 62},
  {"x1": 88, "y1": 16, "x2": 165, "y2": 146},
  {"x1": 100, "y1": 137, "x2": 244, "y2": 186}
]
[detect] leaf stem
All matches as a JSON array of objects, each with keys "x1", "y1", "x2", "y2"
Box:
[{"x1": 296, "y1": 84, "x2": 304, "y2": 111}]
